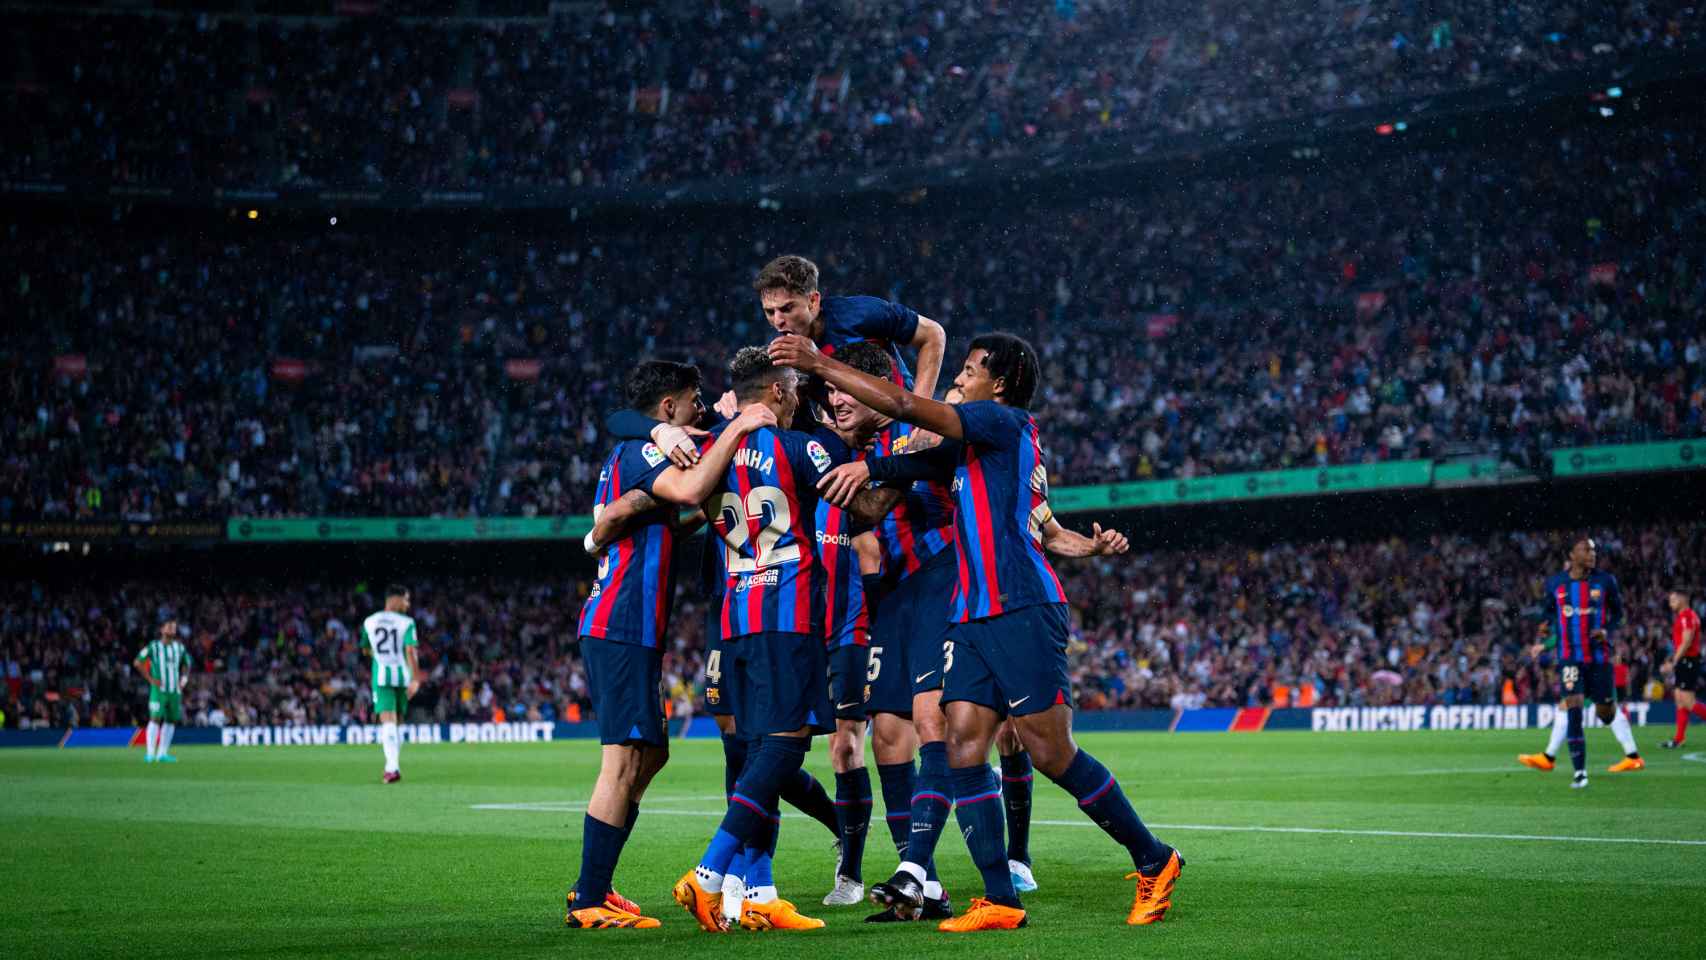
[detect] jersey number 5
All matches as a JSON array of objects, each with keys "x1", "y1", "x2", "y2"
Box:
[{"x1": 714, "y1": 485, "x2": 801, "y2": 573}]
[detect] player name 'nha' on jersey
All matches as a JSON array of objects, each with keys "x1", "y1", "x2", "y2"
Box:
[
  {"x1": 709, "y1": 423, "x2": 850, "y2": 641},
  {"x1": 577, "y1": 440, "x2": 678, "y2": 648},
  {"x1": 362, "y1": 610, "x2": 417, "y2": 687},
  {"x1": 1543, "y1": 570, "x2": 1622, "y2": 664},
  {"x1": 949, "y1": 401, "x2": 1067, "y2": 622}
]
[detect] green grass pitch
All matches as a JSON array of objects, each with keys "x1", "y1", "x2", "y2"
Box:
[{"x1": 4, "y1": 730, "x2": 1704, "y2": 959}]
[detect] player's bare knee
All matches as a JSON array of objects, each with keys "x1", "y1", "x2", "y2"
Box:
[{"x1": 1595, "y1": 702, "x2": 1616, "y2": 724}]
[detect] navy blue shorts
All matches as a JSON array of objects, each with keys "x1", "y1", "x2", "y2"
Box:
[
  {"x1": 868, "y1": 549, "x2": 956, "y2": 715},
  {"x1": 942, "y1": 603, "x2": 1074, "y2": 718},
  {"x1": 827, "y1": 643, "x2": 871, "y2": 721},
  {"x1": 581, "y1": 635, "x2": 667, "y2": 745},
  {"x1": 703, "y1": 603, "x2": 732, "y2": 717},
  {"x1": 1559, "y1": 662, "x2": 1616, "y2": 704},
  {"x1": 728, "y1": 630, "x2": 834, "y2": 737}
]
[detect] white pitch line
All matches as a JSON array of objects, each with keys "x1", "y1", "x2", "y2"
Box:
[{"x1": 468, "y1": 803, "x2": 1706, "y2": 847}]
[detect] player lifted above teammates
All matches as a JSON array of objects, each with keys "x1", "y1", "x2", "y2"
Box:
[
  {"x1": 567, "y1": 360, "x2": 778, "y2": 930},
  {"x1": 672, "y1": 347, "x2": 892, "y2": 933},
  {"x1": 1517, "y1": 537, "x2": 1641, "y2": 787},
  {"x1": 770, "y1": 332, "x2": 1176, "y2": 933},
  {"x1": 135, "y1": 618, "x2": 191, "y2": 764},
  {"x1": 648, "y1": 255, "x2": 947, "y2": 469},
  {"x1": 1660, "y1": 587, "x2": 1704, "y2": 748},
  {"x1": 363, "y1": 586, "x2": 420, "y2": 783}
]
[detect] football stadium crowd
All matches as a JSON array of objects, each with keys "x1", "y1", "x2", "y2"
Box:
[
  {"x1": 4, "y1": 118, "x2": 1703, "y2": 521},
  {"x1": 4, "y1": 523, "x2": 1701, "y2": 728},
  {"x1": 3, "y1": 0, "x2": 1697, "y2": 187}
]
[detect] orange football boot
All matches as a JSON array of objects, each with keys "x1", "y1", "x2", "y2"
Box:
[
  {"x1": 738, "y1": 898, "x2": 825, "y2": 931},
  {"x1": 1607, "y1": 756, "x2": 1645, "y2": 773},
  {"x1": 564, "y1": 892, "x2": 660, "y2": 929},
  {"x1": 1126, "y1": 849, "x2": 1184, "y2": 925},
  {"x1": 1517, "y1": 753, "x2": 1555, "y2": 772},
  {"x1": 605, "y1": 890, "x2": 643, "y2": 915},
  {"x1": 672, "y1": 871, "x2": 727, "y2": 932},
  {"x1": 937, "y1": 897, "x2": 1027, "y2": 932}
]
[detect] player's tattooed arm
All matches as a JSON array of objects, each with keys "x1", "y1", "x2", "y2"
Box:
[
  {"x1": 1039, "y1": 516, "x2": 1130, "y2": 558},
  {"x1": 586, "y1": 488, "x2": 660, "y2": 553},
  {"x1": 910, "y1": 315, "x2": 947, "y2": 400},
  {"x1": 769, "y1": 334, "x2": 964, "y2": 439},
  {"x1": 843, "y1": 487, "x2": 905, "y2": 527},
  {"x1": 650, "y1": 403, "x2": 779, "y2": 505},
  {"x1": 819, "y1": 441, "x2": 960, "y2": 508}
]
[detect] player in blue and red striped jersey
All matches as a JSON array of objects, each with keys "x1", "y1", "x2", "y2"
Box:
[
  {"x1": 566, "y1": 360, "x2": 776, "y2": 931},
  {"x1": 816, "y1": 342, "x2": 958, "y2": 918},
  {"x1": 771, "y1": 332, "x2": 1177, "y2": 933},
  {"x1": 674, "y1": 347, "x2": 895, "y2": 934},
  {"x1": 754, "y1": 254, "x2": 947, "y2": 399},
  {"x1": 1517, "y1": 536, "x2": 1641, "y2": 787}
]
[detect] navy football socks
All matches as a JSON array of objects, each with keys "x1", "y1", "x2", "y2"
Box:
[
  {"x1": 721, "y1": 734, "x2": 748, "y2": 800},
  {"x1": 701, "y1": 736, "x2": 809, "y2": 874},
  {"x1": 1000, "y1": 751, "x2": 1033, "y2": 865},
  {"x1": 833, "y1": 768, "x2": 873, "y2": 881},
  {"x1": 1052, "y1": 749, "x2": 1169, "y2": 872},
  {"x1": 781, "y1": 767, "x2": 839, "y2": 837},
  {"x1": 1567, "y1": 705, "x2": 1587, "y2": 774},
  {"x1": 877, "y1": 760, "x2": 915, "y2": 861},
  {"x1": 951, "y1": 764, "x2": 1019, "y2": 907},
  {"x1": 901, "y1": 741, "x2": 953, "y2": 876},
  {"x1": 572, "y1": 814, "x2": 626, "y2": 906}
]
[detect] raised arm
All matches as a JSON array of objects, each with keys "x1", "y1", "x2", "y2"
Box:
[
  {"x1": 910, "y1": 315, "x2": 947, "y2": 399},
  {"x1": 769, "y1": 334, "x2": 963, "y2": 440},
  {"x1": 1040, "y1": 517, "x2": 1130, "y2": 559},
  {"x1": 650, "y1": 404, "x2": 778, "y2": 505}
]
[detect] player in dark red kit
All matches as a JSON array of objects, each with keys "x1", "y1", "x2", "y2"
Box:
[
  {"x1": 769, "y1": 331, "x2": 1176, "y2": 933},
  {"x1": 1660, "y1": 588, "x2": 1704, "y2": 748}
]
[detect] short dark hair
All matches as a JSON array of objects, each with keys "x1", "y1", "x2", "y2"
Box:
[
  {"x1": 833, "y1": 340, "x2": 893, "y2": 380},
  {"x1": 385, "y1": 584, "x2": 410, "y2": 600},
  {"x1": 753, "y1": 255, "x2": 819, "y2": 296},
  {"x1": 1672, "y1": 586, "x2": 1693, "y2": 600},
  {"x1": 969, "y1": 332, "x2": 1041, "y2": 409},
  {"x1": 624, "y1": 359, "x2": 702, "y2": 413},
  {"x1": 729, "y1": 346, "x2": 792, "y2": 402}
]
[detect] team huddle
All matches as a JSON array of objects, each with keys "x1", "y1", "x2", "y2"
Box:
[{"x1": 560, "y1": 255, "x2": 1178, "y2": 933}]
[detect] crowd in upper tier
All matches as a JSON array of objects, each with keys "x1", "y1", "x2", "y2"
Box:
[
  {"x1": 2, "y1": 0, "x2": 1697, "y2": 188},
  {"x1": 4, "y1": 117, "x2": 1702, "y2": 522},
  {"x1": 4, "y1": 522, "x2": 1700, "y2": 728}
]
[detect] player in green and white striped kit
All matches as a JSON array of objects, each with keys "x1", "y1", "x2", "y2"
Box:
[
  {"x1": 363, "y1": 585, "x2": 420, "y2": 783},
  {"x1": 134, "y1": 618, "x2": 192, "y2": 764}
]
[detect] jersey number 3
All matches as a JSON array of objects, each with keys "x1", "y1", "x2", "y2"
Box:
[{"x1": 715, "y1": 485, "x2": 801, "y2": 573}]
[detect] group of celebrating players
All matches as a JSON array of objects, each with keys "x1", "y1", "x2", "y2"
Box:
[{"x1": 561, "y1": 255, "x2": 1181, "y2": 933}]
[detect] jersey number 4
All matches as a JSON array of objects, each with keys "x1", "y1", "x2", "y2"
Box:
[
  {"x1": 374, "y1": 626, "x2": 400, "y2": 655},
  {"x1": 714, "y1": 485, "x2": 801, "y2": 573}
]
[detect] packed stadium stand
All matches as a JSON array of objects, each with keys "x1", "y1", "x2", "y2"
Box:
[{"x1": 3, "y1": 0, "x2": 1703, "y2": 733}]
